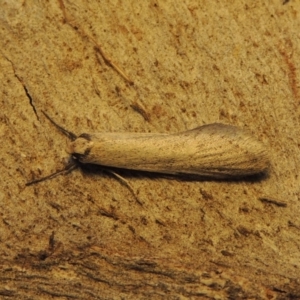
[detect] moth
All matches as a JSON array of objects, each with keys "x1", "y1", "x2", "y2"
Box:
[{"x1": 26, "y1": 111, "x2": 269, "y2": 185}]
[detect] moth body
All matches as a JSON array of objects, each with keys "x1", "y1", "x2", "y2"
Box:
[{"x1": 70, "y1": 123, "x2": 269, "y2": 178}]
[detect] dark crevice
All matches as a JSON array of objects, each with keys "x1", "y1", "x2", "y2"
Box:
[
  {"x1": 24, "y1": 84, "x2": 38, "y2": 119},
  {"x1": 14, "y1": 73, "x2": 39, "y2": 121},
  {"x1": 2, "y1": 54, "x2": 39, "y2": 120}
]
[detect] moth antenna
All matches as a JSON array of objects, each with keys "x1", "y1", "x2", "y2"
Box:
[
  {"x1": 25, "y1": 162, "x2": 78, "y2": 186},
  {"x1": 42, "y1": 110, "x2": 77, "y2": 141}
]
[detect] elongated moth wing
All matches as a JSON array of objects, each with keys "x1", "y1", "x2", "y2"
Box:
[{"x1": 70, "y1": 123, "x2": 269, "y2": 178}]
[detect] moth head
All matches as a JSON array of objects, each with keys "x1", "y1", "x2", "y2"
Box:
[{"x1": 69, "y1": 133, "x2": 93, "y2": 162}]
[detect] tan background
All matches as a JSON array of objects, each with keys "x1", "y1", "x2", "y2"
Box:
[{"x1": 1, "y1": 0, "x2": 300, "y2": 298}]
